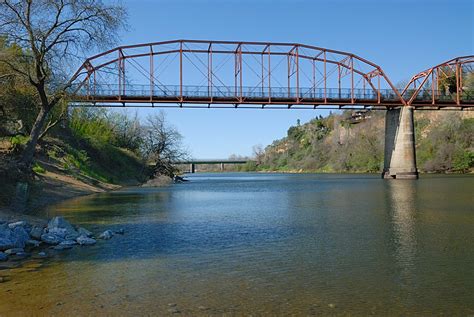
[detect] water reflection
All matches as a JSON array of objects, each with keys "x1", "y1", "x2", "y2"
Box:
[{"x1": 387, "y1": 180, "x2": 418, "y2": 305}]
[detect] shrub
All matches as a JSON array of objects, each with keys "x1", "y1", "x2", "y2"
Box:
[{"x1": 32, "y1": 162, "x2": 46, "y2": 174}]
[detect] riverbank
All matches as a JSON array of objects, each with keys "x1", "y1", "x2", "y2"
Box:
[
  {"x1": 0, "y1": 156, "x2": 120, "y2": 222},
  {"x1": 0, "y1": 152, "x2": 129, "y2": 267},
  {"x1": 0, "y1": 128, "x2": 149, "y2": 218}
]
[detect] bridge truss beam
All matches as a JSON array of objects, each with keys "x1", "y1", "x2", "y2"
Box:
[{"x1": 70, "y1": 39, "x2": 409, "y2": 109}]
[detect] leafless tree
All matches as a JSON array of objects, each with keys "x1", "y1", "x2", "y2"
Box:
[
  {"x1": 142, "y1": 111, "x2": 188, "y2": 178},
  {"x1": 252, "y1": 144, "x2": 264, "y2": 165},
  {"x1": 0, "y1": 0, "x2": 127, "y2": 169}
]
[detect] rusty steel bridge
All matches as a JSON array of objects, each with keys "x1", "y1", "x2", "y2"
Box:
[{"x1": 69, "y1": 40, "x2": 474, "y2": 110}]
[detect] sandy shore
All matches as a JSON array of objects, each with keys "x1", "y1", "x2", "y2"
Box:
[{"x1": 0, "y1": 162, "x2": 121, "y2": 223}]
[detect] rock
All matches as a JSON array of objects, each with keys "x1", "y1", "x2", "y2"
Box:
[
  {"x1": 78, "y1": 227, "x2": 93, "y2": 238},
  {"x1": 41, "y1": 233, "x2": 63, "y2": 245},
  {"x1": 0, "y1": 238, "x2": 13, "y2": 252},
  {"x1": 167, "y1": 307, "x2": 180, "y2": 314},
  {"x1": 328, "y1": 303, "x2": 336, "y2": 309},
  {"x1": 47, "y1": 227, "x2": 67, "y2": 238},
  {"x1": 4, "y1": 248, "x2": 24, "y2": 255},
  {"x1": 47, "y1": 217, "x2": 79, "y2": 238},
  {"x1": 15, "y1": 251, "x2": 29, "y2": 258},
  {"x1": 59, "y1": 240, "x2": 77, "y2": 247},
  {"x1": 11, "y1": 226, "x2": 29, "y2": 248},
  {"x1": 37, "y1": 252, "x2": 47, "y2": 258},
  {"x1": 26, "y1": 239, "x2": 41, "y2": 247},
  {"x1": 98, "y1": 230, "x2": 114, "y2": 240},
  {"x1": 65, "y1": 232, "x2": 80, "y2": 240},
  {"x1": 76, "y1": 235, "x2": 96, "y2": 246},
  {"x1": 29, "y1": 226, "x2": 44, "y2": 240},
  {"x1": 0, "y1": 252, "x2": 7, "y2": 261},
  {"x1": 8, "y1": 221, "x2": 27, "y2": 229},
  {"x1": 53, "y1": 244, "x2": 73, "y2": 250},
  {"x1": 0, "y1": 224, "x2": 14, "y2": 251},
  {"x1": 114, "y1": 228, "x2": 125, "y2": 235}
]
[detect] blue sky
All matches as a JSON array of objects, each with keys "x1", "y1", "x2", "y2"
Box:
[{"x1": 117, "y1": 0, "x2": 473, "y2": 158}]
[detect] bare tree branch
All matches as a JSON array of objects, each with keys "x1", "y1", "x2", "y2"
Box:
[{"x1": 0, "y1": 0, "x2": 128, "y2": 167}]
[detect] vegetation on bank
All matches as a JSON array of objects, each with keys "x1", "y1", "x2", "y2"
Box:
[
  {"x1": 0, "y1": 1, "x2": 191, "y2": 209},
  {"x1": 239, "y1": 111, "x2": 473, "y2": 174}
]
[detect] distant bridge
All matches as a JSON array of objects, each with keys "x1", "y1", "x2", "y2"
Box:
[{"x1": 174, "y1": 159, "x2": 250, "y2": 173}]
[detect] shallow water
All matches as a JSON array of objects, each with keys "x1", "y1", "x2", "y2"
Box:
[{"x1": 1, "y1": 173, "x2": 474, "y2": 315}]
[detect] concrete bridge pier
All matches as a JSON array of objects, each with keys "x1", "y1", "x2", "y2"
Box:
[
  {"x1": 382, "y1": 106, "x2": 419, "y2": 179},
  {"x1": 220, "y1": 163, "x2": 225, "y2": 171},
  {"x1": 190, "y1": 163, "x2": 195, "y2": 173}
]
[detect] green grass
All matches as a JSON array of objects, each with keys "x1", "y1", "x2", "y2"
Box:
[{"x1": 32, "y1": 162, "x2": 46, "y2": 174}]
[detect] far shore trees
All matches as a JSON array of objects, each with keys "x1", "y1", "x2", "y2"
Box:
[{"x1": 0, "y1": 0, "x2": 127, "y2": 170}]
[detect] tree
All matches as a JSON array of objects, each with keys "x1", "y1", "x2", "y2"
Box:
[
  {"x1": 142, "y1": 112, "x2": 188, "y2": 178},
  {"x1": 252, "y1": 144, "x2": 264, "y2": 165},
  {"x1": 0, "y1": 0, "x2": 127, "y2": 169}
]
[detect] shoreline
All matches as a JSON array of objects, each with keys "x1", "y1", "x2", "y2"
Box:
[{"x1": 0, "y1": 165, "x2": 124, "y2": 224}]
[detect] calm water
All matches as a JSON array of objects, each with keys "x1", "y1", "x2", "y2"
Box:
[{"x1": 1, "y1": 173, "x2": 474, "y2": 316}]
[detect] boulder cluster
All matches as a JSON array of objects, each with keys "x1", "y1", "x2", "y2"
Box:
[{"x1": 0, "y1": 217, "x2": 123, "y2": 262}]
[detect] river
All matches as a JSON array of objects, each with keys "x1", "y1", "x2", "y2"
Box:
[{"x1": 1, "y1": 173, "x2": 473, "y2": 315}]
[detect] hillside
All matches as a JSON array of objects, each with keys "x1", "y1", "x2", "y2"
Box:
[{"x1": 255, "y1": 110, "x2": 474, "y2": 174}]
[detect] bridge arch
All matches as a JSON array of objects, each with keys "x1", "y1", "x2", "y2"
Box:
[{"x1": 70, "y1": 39, "x2": 406, "y2": 109}]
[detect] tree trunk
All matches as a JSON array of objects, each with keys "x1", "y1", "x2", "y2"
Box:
[{"x1": 20, "y1": 106, "x2": 50, "y2": 168}]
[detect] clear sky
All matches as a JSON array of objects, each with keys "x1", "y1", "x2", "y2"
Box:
[{"x1": 116, "y1": 0, "x2": 473, "y2": 158}]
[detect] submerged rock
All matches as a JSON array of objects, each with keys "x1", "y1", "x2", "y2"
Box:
[
  {"x1": 26, "y1": 239, "x2": 41, "y2": 247},
  {"x1": 59, "y1": 240, "x2": 77, "y2": 247},
  {"x1": 53, "y1": 244, "x2": 73, "y2": 250},
  {"x1": 4, "y1": 248, "x2": 24, "y2": 255},
  {"x1": 114, "y1": 228, "x2": 125, "y2": 235},
  {"x1": 76, "y1": 235, "x2": 96, "y2": 246},
  {"x1": 41, "y1": 233, "x2": 63, "y2": 245},
  {"x1": 37, "y1": 252, "x2": 47, "y2": 258},
  {"x1": 0, "y1": 252, "x2": 7, "y2": 261},
  {"x1": 99, "y1": 230, "x2": 114, "y2": 240},
  {"x1": 14, "y1": 251, "x2": 29, "y2": 259}
]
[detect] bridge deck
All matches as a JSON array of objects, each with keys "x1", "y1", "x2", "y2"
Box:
[{"x1": 71, "y1": 85, "x2": 474, "y2": 110}]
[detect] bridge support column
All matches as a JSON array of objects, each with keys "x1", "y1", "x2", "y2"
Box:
[
  {"x1": 190, "y1": 163, "x2": 195, "y2": 174},
  {"x1": 382, "y1": 106, "x2": 418, "y2": 180},
  {"x1": 220, "y1": 163, "x2": 224, "y2": 171}
]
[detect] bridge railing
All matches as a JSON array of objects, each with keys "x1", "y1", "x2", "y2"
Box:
[
  {"x1": 403, "y1": 89, "x2": 474, "y2": 102},
  {"x1": 71, "y1": 84, "x2": 401, "y2": 102}
]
